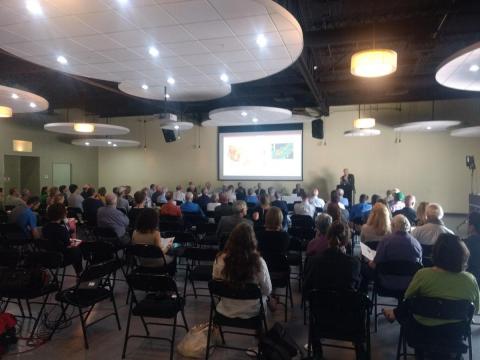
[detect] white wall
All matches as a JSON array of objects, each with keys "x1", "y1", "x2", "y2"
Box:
[{"x1": 98, "y1": 99, "x2": 480, "y2": 214}]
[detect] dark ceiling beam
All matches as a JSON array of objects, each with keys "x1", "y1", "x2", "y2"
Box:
[{"x1": 295, "y1": 53, "x2": 329, "y2": 115}]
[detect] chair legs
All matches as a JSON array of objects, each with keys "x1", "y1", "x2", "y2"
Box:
[
  {"x1": 78, "y1": 306, "x2": 89, "y2": 349},
  {"x1": 122, "y1": 302, "x2": 133, "y2": 359}
]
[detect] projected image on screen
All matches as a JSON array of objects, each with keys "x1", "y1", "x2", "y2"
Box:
[{"x1": 219, "y1": 129, "x2": 302, "y2": 180}]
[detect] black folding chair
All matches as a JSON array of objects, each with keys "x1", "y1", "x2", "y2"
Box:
[
  {"x1": 49, "y1": 259, "x2": 121, "y2": 349},
  {"x1": 159, "y1": 215, "x2": 184, "y2": 233},
  {"x1": 122, "y1": 273, "x2": 188, "y2": 360},
  {"x1": 126, "y1": 244, "x2": 172, "y2": 276},
  {"x1": 0, "y1": 251, "x2": 62, "y2": 339},
  {"x1": 373, "y1": 261, "x2": 422, "y2": 332},
  {"x1": 264, "y1": 253, "x2": 293, "y2": 322},
  {"x1": 421, "y1": 244, "x2": 434, "y2": 267},
  {"x1": 308, "y1": 289, "x2": 372, "y2": 360},
  {"x1": 206, "y1": 280, "x2": 267, "y2": 359},
  {"x1": 182, "y1": 213, "x2": 208, "y2": 229},
  {"x1": 397, "y1": 297, "x2": 474, "y2": 360},
  {"x1": 0, "y1": 223, "x2": 31, "y2": 251},
  {"x1": 288, "y1": 215, "x2": 315, "y2": 289},
  {"x1": 194, "y1": 223, "x2": 218, "y2": 246},
  {"x1": 183, "y1": 247, "x2": 218, "y2": 299}
]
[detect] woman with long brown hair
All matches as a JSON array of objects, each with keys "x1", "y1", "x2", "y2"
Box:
[{"x1": 212, "y1": 222, "x2": 272, "y2": 318}]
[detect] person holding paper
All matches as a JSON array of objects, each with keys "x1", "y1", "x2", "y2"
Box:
[{"x1": 132, "y1": 208, "x2": 174, "y2": 268}]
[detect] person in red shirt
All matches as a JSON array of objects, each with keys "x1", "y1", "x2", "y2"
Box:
[{"x1": 160, "y1": 191, "x2": 182, "y2": 218}]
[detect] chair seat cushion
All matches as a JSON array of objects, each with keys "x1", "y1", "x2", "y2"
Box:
[
  {"x1": 133, "y1": 297, "x2": 183, "y2": 318},
  {"x1": 189, "y1": 265, "x2": 213, "y2": 281},
  {"x1": 56, "y1": 287, "x2": 111, "y2": 307},
  {"x1": 214, "y1": 312, "x2": 263, "y2": 330}
]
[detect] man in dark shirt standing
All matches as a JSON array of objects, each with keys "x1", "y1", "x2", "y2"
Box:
[{"x1": 393, "y1": 194, "x2": 417, "y2": 225}]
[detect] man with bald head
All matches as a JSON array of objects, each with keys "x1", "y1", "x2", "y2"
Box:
[
  {"x1": 393, "y1": 194, "x2": 417, "y2": 225},
  {"x1": 97, "y1": 193, "x2": 130, "y2": 245}
]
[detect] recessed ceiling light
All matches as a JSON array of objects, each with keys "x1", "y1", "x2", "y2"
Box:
[
  {"x1": 426, "y1": 126, "x2": 432, "y2": 130},
  {"x1": 56, "y1": 55, "x2": 68, "y2": 65},
  {"x1": 107, "y1": 141, "x2": 112, "y2": 145},
  {"x1": 313, "y1": 65, "x2": 318, "y2": 71},
  {"x1": 26, "y1": 0, "x2": 43, "y2": 16},
  {"x1": 241, "y1": 111, "x2": 248, "y2": 117},
  {"x1": 141, "y1": 84, "x2": 148, "y2": 90},
  {"x1": 29, "y1": 102, "x2": 37, "y2": 108},
  {"x1": 167, "y1": 77, "x2": 175, "y2": 85},
  {"x1": 252, "y1": 117, "x2": 259, "y2": 123},
  {"x1": 165, "y1": 94, "x2": 170, "y2": 99},
  {"x1": 117, "y1": 0, "x2": 129, "y2": 5},
  {"x1": 85, "y1": 142, "x2": 90, "y2": 146},
  {"x1": 148, "y1": 46, "x2": 159, "y2": 57},
  {"x1": 174, "y1": 125, "x2": 180, "y2": 130},
  {"x1": 469, "y1": 64, "x2": 479, "y2": 72},
  {"x1": 256, "y1": 34, "x2": 267, "y2": 48},
  {"x1": 220, "y1": 73, "x2": 229, "y2": 82},
  {"x1": 113, "y1": 143, "x2": 118, "y2": 147},
  {"x1": 11, "y1": 93, "x2": 19, "y2": 100}
]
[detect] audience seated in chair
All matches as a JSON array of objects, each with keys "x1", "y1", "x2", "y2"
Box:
[
  {"x1": 252, "y1": 193, "x2": 272, "y2": 227},
  {"x1": 256, "y1": 206, "x2": 290, "y2": 257},
  {"x1": 83, "y1": 187, "x2": 104, "y2": 226},
  {"x1": 128, "y1": 191, "x2": 146, "y2": 227},
  {"x1": 245, "y1": 188, "x2": 259, "y2": 205},
  {"x1": 173, "y1": 185, "x2": 185, "y2": 203},
  {"x1": 235, "y1": 182, "x2": 246, "y2": 201},
  {"x1": 132, "y1": 208, "x2": 174, "y2": 268},
  {"x1": 306, "y1": 213, "x2": 333, "y2": 257},
  {"x1": 384, "y1": 234, "x2": 480, "y2": 356},
  {"x1": 412, "y1": 203, "x2": 454, "y2": 246},
  {"x1": 195, "y1": 187, "x2": 211, "y2": 213},
  {"x1": 293, "y1": 190, "x2": 315, "y2": 218},
  {"x1": 212, "y1": 222, "x2": 272, "y2": 319},
  {"x1": 41, "y1": 203, "x2": 83, "y2": 275},
  {"x1": 349, "y1": 194, "x2": 372, "y2": 223},
  {"x1": 309, "y1": 187, "x2": 325, "y2": 210},
  {"x1": 393, "y1": 194, "x2": 417, "y2": 226},
  {"x1": 180, "y1": 192, "x2": 205, "y2": 217},
  {"x1": 360, "y1": 203, "x2": 391, "y2": 246},
  {"x1": 5, "y1": 187, "x2": 24, "y2": 208},
  {"x1": 369, "y1": 215, "x2": 423, "y2": 290},
  {"x1": 113, "y1": 187, "x2": 129, "y2": 214},
  {"x1": 160, "y1": 191, "x2": 182, "y2": 218},
  {"x1": 97, "y1": 193, "x2": 130, "y2": 246},
  {"x1": 67, "y1": 184, "x2": 84, "y2": 211},
  {"x1": 9, "y1": 195, "x2": 41, "y2": 239},
  {"x1": 216, "y1": 200, "x2": 252, "y2": 243},
  {"x1": 336, "y1": 187, "x2": 349, "y2": 208},
  {"x1": 214, "y1": 192, "x2": 234, "y2": 222},
  {"x1": 389, "y1": 191, "x2": 406, "y2": 213},
  {"x1": 415, "y1": 201, "x2": 429, "y2": 227}
]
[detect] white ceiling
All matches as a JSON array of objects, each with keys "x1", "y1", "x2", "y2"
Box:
[
  {"x1": 450, "y1": 126, "x2": 480, "y2": 138},
  {"x1": 0, "y1": 84, "x2": 49, "y2": 113},
  {"x1": 0, "y1": 0, "x2": 303, "y2": 102},
  {"x1": 71, "y1": 138, "x2": 140, "y2": 147},
  {"x1": 436, "y1": 42, "x2": 480, "y2": 91},
  {"x1": 393, "y1": 120, "x2": 461, "y2": 133},
  {"x1": 44, "y1": 122, "x2": 130, "y2": 135}
]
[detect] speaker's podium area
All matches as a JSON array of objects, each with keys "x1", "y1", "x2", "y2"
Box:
[{"x1": 0, "y1": 0, "x2": 480, "y2": 359}]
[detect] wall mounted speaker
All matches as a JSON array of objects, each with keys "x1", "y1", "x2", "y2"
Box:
[{"x1": 312, "y1": 119, "x2": 324, "y2": 139}]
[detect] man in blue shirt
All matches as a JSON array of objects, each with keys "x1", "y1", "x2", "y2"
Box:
[
  {"x1": 245, "y1": 188, "x2": 259, "y2": 205},
  {"x1": 349, "y1": 194, "x2": 372, "y2": 222},
  {"x1": 10, "y1": 196, "x2": 40, "y2": 238},
  {"x1": 336, "y1": 188, "x2": 349, "y2": 208},
  {"x1": 181, "y1": 192, "x2": 205, "y2": 217}
]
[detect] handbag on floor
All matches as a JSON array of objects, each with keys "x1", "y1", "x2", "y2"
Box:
[{"x1": 176, "y1": 322, "x2": 221, "y2": 358}]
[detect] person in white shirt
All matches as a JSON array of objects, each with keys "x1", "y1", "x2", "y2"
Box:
[
  {"x1": 67, "y1": 184, "x2": 84, "y2": 210},
  {"x1": 411, "y1": 203, "x2": 454, "y2": 246},
  {"x1": 294, "y1": 190, "x2": 315, "y2": 218},
  {"x1": 206, "y1": 193, "x2": 221, "y2": 212},
  {"x1": 212, "y1": 222, "x2": 271, "y2": 319},
  {"x1": 173, "y1": 185, "x2": 185, "y2": 203},
  {"x1": 309, "y1": 188, "x2": 325, "y2": 209}
]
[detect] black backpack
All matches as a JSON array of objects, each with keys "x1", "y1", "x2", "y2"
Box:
[{"x1": 259, "y1": 322, "x2": 304, "y2": 360}]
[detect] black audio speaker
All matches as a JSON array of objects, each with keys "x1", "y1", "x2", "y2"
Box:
[
  {"x1": 312, "y1": 119, "x2": 324, "y2": 139},
  {"x1": 162, "y1": 129, "x2": 177, "y2": 143}
]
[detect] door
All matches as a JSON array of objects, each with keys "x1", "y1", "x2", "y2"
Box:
[{"x1": 52, "y1": 163, "x2": 71, "y2": 187}]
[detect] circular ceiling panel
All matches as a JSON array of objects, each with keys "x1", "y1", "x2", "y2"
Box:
[
  {"x1": 393, "y1": 120, "x2": 461, "y2": 133},
  {"x1": 0, "y1": 0, "x2": 303, "y2": 102},
  {"x1": 71, "y1": 139, "x2": 140, "y2": 147},
  {"x1": 44, "y1": 122, "x2": 130, "y2": 136},
  {"x1": 436, "y1": 42, "x2": 480, "y2": 91},
  {"x1": 450, "y1": 126, "x2": 480, "y2": 138},
  {"x1": 161, "y1": 121, "x2": 194, "y2": 131},
  {"x1": 207, "y1": 106, "x2": 292, "y2": 126},
  {"x1": 0, "y1": 84, "x2": 48, "y2": 113},
  {"x1": 344, "y1": 128, "x2": 381, "y2": 137}
]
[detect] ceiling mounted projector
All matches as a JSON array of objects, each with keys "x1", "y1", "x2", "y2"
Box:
[{"x1": 158, "y1": 113, "x2": 178, "y2": 127}]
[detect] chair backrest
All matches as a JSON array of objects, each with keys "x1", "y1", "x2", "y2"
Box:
[
  {"x1": 308, "y1": 289, "x2": 371, "y2": 342},
  {"x1": 172, "y1": 231, "x2": 195, "y2": 245},
  {"x1": 291, "y1": 214, "x2": 315, "y2": 229},
  {"x1": 159, "y1": 214, "x2": 182, "y2": 223},
  {"x1": 94, "y1": 227, "x2": 119, "y2": 241},
  {"x1": 78, "y1": 259, "x2": 118, "y2": 284},
  {"x1": 263, "y1": 253, "x2": 290, "y2": 273},
  {"x1": 80, "y1": 240, "x2": 116, "y2": 264},
  {"x1": 159, "y1": 220, "x2": 184, "y2": 233},
  {"x1": 195, "y1": 222, "x2": 217, "y2": 236},
  {"x1": 127, "y1": 273, "x2": 178, "y2": 294},
  {"x1": 183, "y1": 247, "x2": 218, "y2": 262},
  {"x1": 376, "y1": 261, "x2": 422, "y2": 277},
  {"x1": 406, "y1": 297, "x2": 475, "y2": 323},
  {"x1": 209, "y1": 280, "x2": 262, "y2": 300},
  {"x1": 127, "y1": 244, "x2": 165, "y2": 259},
  {"x1": 67, "y1": 207, "x2": 83, "y2": 219},
  {"x1": 0, "y1": 249, "x2": 21, "y2": 268},
  {"x1": 183, "y1": 213, "x2": 208, "y2": 228},
  {"x1": 26, "y1": 251, "x2": 63, "y2": 270}
]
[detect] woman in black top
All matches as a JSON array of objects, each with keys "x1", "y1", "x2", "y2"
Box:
[
  {"x1": 257, "y1": 206, "x2": 290, "y2": 256},
  {"x1": 252, "y1": 193, "x2": 271, "y2": 228},
  {"x1": 42, "y1": 203, "x2": 83, "y2": 275}
]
